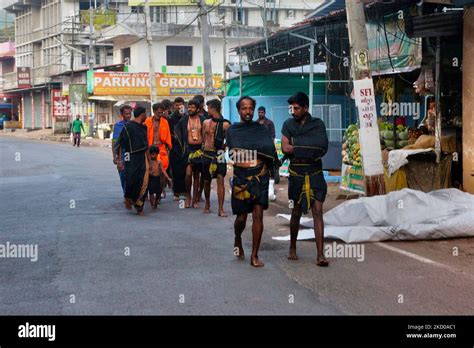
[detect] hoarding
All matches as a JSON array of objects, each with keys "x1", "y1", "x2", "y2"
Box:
[{"x1": 91, "y1": 72, "x2": 223, "y2": 96}]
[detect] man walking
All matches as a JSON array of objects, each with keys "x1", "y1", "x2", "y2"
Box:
[
  {"x1": 202, "y1": 99, "x2": 231, "y2": 216},
  {"x1": 257, "y1": 106, "x2": 275, "y2": 140},
  {"x1": 281, "y1": 92, "x2": 329, "y2": 266},
  {"x1": 168, "y1": 97, "x2": 187, "y2": 200},
  {"x1": 114, "y1": 106, "x2": 149, "y2": 216},
  {"x1": 226, "y1": 96, "x2": 278, "y2": 267},
  {"x1": 112, "y1": 105, "x2": 132, "y2": 193},
  {"x1": 71, "y1": 115, "x2": 85, "y2": 147},
  {"x1": 175, "y1": 99, "x2": 206, "y2": 208},
  {"x1": 144, "y1": 102, "x2": 172, "y2": 203}
]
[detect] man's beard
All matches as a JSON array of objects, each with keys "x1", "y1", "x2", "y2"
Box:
[{"x1": 241, "y1": 114, "x2": 253, "y2": 123}]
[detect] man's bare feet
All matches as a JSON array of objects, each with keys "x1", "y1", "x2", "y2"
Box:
[
  {"x1": 233, "y1": 239, "x2": 244, "y2": 260},
  {"x1": 250, "y1": 256, "x2": 264, "y2": 267},
  {"x1": 152, "y1": 204, "x2": 158, "y2": 209},
  {"x1": 203, "y1": 205, "x2": 210, "y2": 214},
  {"x1": 124, "y1": 199, "x2": 132, "y2": 210},
  {"x1": 192, "y1": 201, "x2": 199, "y2": 209},
  {"x1": 288, "y1": 248, "x2": 299, "y2": 261},
  {"x1": 218, "y1": 210, "x2": 228, "y2": 217},
  {"x1": 136, "y1": 210, "x2": 144, "y2": 216},
  {"x1": 173, "y1": 195, "x2": 180, "y2": 201},
  {"x1": 185, "y1": 198, "x2": 191, "y2": 208},
  {"x1": 316, "y1": 255, "x2": 329, "y2": 267}
]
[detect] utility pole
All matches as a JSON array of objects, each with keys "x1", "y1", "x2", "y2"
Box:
[
  {"x1": 88, "y1": 0, "x2": 94, "y2": 137},
  {"x1": 198, "y1": 0, "x2": 213, "y2": 99},
  {"x1": 238, "y1": 0, "x2": 243, "y2": 96},
  {"x1": 221, "y1": 8, "x2": 227, "y2": 94},
  {"x1": 143, "y1": 0, "x2": 157, "y2": 106},
  {"x1": 345, "y1": 0, "x2": 385, "y2": 196}
]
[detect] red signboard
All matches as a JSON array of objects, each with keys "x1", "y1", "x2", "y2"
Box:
[
  {"x1": 51, "y1": 89, "x2": 70, "y2": 122},
  {"x1": 17, "y1": 67, "x2": 31, "y2": 88}
]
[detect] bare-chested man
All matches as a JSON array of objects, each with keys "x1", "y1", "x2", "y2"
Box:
[
  {"x1": 201, "y1": 99, "x2": 231, "y2": 216},
  {"x1": 175, "y1": 98, "x2": 205, "y2": 208}
]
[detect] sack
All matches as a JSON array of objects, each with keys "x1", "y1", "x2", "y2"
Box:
[{"x1": 70, "y1": 133, "x2": 74, "y2": 143}]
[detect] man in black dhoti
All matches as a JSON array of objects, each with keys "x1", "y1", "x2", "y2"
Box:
[
  {"x1": 174, "y1": 98, "x2": 206, "y2": 208},
  {"x1": 114, "y1": 106, "x2": 149, "y2": 216},
  {"x1": 168, "y1": 97, "x2": 187, "y2": 200},
  {"x1": 281, "y1": 92, "x2": 329, "y2": 266},
  {"x1": 226, "y1": 96, "x2": 278, "y2": 268}
]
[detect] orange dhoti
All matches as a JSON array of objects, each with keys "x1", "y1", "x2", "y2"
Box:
[{"x1": 144, "y1": 116, "x2": 172, "y2": 170}]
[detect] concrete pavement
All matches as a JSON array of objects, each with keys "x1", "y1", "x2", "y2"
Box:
[{"x1": 0, "y1": 135, "x2": 473, "y2": 315}]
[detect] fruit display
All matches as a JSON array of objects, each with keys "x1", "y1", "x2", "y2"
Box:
[
  {"x1": 341, "y1": 124, "x2": 362, "y2": 166},
  {"x1": 379, "y1": 122, "x2": 409, "y2": 150}
]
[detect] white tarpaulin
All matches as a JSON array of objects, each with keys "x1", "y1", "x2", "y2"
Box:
[
  {"x1": 388, "y1": 148, "x2": 433, "y2": 176},
  {"x1": 274, "y1": 189, "x2": 474, "y2": 243}
]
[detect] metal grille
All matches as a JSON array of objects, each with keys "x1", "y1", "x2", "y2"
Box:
[{"x1": 312, "y1": 104, "x2": 343, "y2": 142}]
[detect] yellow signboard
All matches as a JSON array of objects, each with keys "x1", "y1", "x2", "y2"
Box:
[
  {"x1": 92, "y1": 72, "x2": 223, "y2": 96},
  {"x1": 127, "y1": 0, "x2": 219, "y2": 6}
]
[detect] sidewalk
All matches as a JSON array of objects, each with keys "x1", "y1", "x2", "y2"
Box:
[{"x1": 1, "y1": 128, "x2": 112, "y2": 148}]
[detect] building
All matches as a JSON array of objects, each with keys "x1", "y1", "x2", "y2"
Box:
[
  {"x1": 94, "y1": 0, "x2": 324, "y2": 85},
  {"x1": 2, "y1": 0, "x2": 116, "y2": 131}
]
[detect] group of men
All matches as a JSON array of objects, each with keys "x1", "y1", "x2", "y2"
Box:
[{"x1": 112, "y1": 92, "x2": 329, "y2": 268}]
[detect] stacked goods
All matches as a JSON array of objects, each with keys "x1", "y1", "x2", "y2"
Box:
[
  {"x1": 379, "y1": 122, "x2": 409, "y2": 149},
  {"x1": 341, "y1": 124, "x2": 362, "y2": 167}
]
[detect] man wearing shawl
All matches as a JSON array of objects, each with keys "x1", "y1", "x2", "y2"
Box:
[
  {"x1": 144, "y1": 102, "x2": 172, "y2": 172},
  {"x1": 168, "y1": 97, "x2": 187, "y2": 200},
  {"x1": 201, "y1": 99, "x2": 231, "y2": 216},
  {"x1": 226, "y1": 96, "x2": 278, "y2": 268},
  {"x1": 114, "y1": 106, "x2": 149, "y2": 216},
  {"x1": 174, "y1": 99, "x2": 206, "y2": 208},
  {"x1": 281, "y1": 92, "x2": 329, "y2": 266}
]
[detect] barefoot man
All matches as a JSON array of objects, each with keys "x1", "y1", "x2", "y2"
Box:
[
  {"x1": 175, "y1": 98, "x2": 205, "y2": 208},
  {"x1": 114, "y1": 106, "x2": 149, "y2": 216},
  {"x1": 201, "y1": 99, "x2": 231, "y2": 216},
  {"x1": 281, "y1": 92, "x2": 329, "y2": 266},
  {"x1": 168, "y1": 97, "x2": 187, "y2": 201},
  {"x1": 226, "y1": 96, "x2": 278, "y2": 267}
]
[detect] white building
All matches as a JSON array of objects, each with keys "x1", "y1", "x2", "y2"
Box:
[
  {"x1": 98, "y1": 0, "x2": 324, "y2": 78},
  {"x1": 3, "y1": 0, "x2": 117, "y2": 130}
]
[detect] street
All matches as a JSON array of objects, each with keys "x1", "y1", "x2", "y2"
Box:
[{"x1": 1, "y1": 136, "x2": 473, "y2": 315}]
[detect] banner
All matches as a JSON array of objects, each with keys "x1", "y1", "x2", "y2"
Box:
[
  {"x1": 339, "y1": 164, "x2": 366, "y2": 195},
  {"x1": 91, "y1": 72, "x2": 223, "y2": 96},
  {"x1": 51, "y1": 89, "x2": 70, "y2": 122},
  {"x1": 128, "y1": 0, "x2": 219, "y2": 5},
  {"x1": 366, "y1": 9, "x2": 422, "y2": 75},
  {"x1": 353, "y1": 78, "x2": 384, "y2": 176},
  {"x1": 80, "y1": 9, "x2": 117, "y2": 30},
  {"x1": 17, "y1": 67, "x2": 31, "y2": 88}
]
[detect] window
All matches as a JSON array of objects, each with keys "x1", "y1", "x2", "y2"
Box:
[
  {"x1": 131, "y1": 6, "x2": 143, "y2": 14},
  {"x1": 166, "y1": 46, "x2": 192, "y2": 66},
  {"x1": 286, "y1": 10, "x2": 295, "y2": 19},
  {"x1": 150, "y1": 6, "x2": 167, "y2": 23},
  {"x1": 232, "y1": 7, "x2": 248, "y2": 25},
  {"x1": 265, "y1": 9, "x2": 278, "y2": 24},
  {"x1": 95, "y1": 48, "x2": 101, "y2": 65},
  {"x1": 122, "y1": 47, "x2": 130, "y2": 65},
  {"x1": 81, "y1": 48, "x2": 87, "y2": 65}
]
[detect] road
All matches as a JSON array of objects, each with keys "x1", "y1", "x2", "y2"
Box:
[{"x1": 0, "y1": 136, "x2": 473, "y2": 315}]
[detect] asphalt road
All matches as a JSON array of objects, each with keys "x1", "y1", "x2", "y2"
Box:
[{"x1": 1, "y1": 136, "x2": 473, "y2": 315}]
